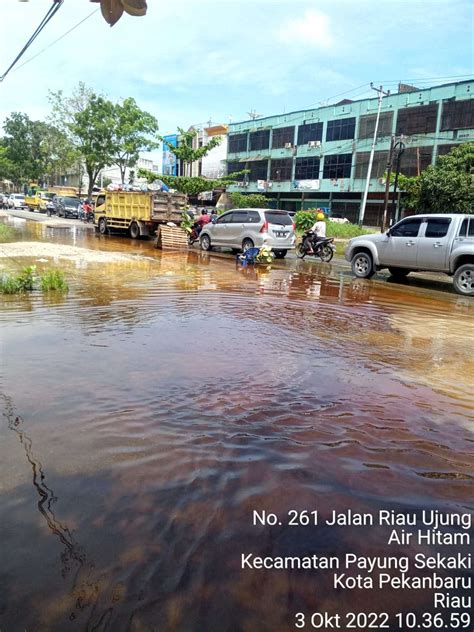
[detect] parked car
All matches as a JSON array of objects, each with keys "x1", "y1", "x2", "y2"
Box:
[
  {"x1": 345, "y1": 213, "x2": 474, "y2": 296},
  {"x1": 8, "y1": 193, "x2": 26, "y2": 209},
  {"x1": 55, "y1": 196, "x2": 82, "y2": 219},
  {"x1": 329, "y1": 213, "x2": 350, "y2": 224},
  {"x1": 199, "y1": 209, "x2": 296, "y2": 258}
]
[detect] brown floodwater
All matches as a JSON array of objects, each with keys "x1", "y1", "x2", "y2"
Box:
[{"x1": 1, "y1": 218, "x2": 473, "y2": 631}]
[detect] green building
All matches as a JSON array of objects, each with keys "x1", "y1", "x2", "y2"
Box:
[{"x1": 226, "y1": 80, "x2": 473, "y2": 224}]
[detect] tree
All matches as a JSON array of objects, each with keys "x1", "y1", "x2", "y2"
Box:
[
  {"x1": 162, "y1": 127, "x2": 222, "y2": 177},
  {"x1": 0, "y1": 145, "x2": 15, "y2": 181},
  {"x1": 395, "y1": 143, "x2": 474, "y2": 214},
  {"x1": 69, "y1": 95, "x2": 117, "y2": 197},
  {"x1": 2, "y1": 112, "x2": 49, "y2": 186},
  {"x1": 228, "y1": 192, "x2": 271, "y2": 208},
  {"x1": 415, "y1": 143, "x2": 473, "y2": 213},
  {"x1": 111, "y1": 97, "x2": 159, "y2": 184},
  {"x1": 138, "y1": 168, "x2": 249, "y2": 197}
]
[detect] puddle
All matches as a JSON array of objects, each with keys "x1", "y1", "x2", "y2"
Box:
[{"x1": 1, "y1": 218, "x2": 473, "y2": 631}]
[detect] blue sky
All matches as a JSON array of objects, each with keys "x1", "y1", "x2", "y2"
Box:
[{"x1": 0, "y1": 0, "x2": 472, "y2": 163}]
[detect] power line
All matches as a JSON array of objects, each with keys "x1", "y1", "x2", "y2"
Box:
[
  {"x1": 12, "y1": 8, "x2": 100, "y2": 74},
  {"x1": 0, "y1": 0, "x2": 64, "y2": 82}
]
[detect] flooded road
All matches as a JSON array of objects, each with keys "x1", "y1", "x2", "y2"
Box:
[{"x1": 1, "y1": 218, "x2": 473, "y2": 631}]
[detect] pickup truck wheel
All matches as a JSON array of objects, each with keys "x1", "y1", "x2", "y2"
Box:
[
  {"x1": 388, "y1": 267, "x2": 410, "y2": 278},
  {"x1": 200, "y1": 234, "x2": 212, "y2": 251},
  {"x1": 129, "y1": 222, "x2": 140, "y2": 239},
  {"x1": 453, "y1": 264, "x2": 474, "y2": 296},
  {"x1": 351, "y1": 252, "x2": 375, "y2": 278},
  {"x1": 98, "y1": 218, "x2": 108, "y2": 235}
]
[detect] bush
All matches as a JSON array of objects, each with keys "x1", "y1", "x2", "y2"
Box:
[
  {"x1": 0, "y1": 266, "x2": 69, "y2": 294},
  {"x1": 326, "y1": 223, "x2": 374, "y2": 239},
  {"x1": 40, "y1": 270, "x2": 69, "y2": 293},
  {"x1": 229, "y1": 192, "x2": 271, "y2": 208}
]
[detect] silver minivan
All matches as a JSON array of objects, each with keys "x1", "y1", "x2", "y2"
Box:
[{"x1": 199, "y1": 208, "x2": 296, "y2": 258}]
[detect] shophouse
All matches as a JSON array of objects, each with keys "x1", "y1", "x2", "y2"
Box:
[{"x1": 226, "y1": 80, "x2": 473, "y2": 224}]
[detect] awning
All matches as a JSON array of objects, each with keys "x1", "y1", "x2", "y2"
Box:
[{"x1": 245, "y1": 155, "x2": 269, "y2": 162}]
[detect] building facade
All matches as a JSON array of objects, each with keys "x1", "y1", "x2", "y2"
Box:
[
  {"x1": 226, "y1": 80, "x2": 473, "y2": 224},
  {"x1": 162, "y1": 125, "x2": 228, "y2": 179}
]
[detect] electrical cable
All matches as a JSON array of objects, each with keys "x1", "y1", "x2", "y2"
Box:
[
  {"x1": 12, "y1": 8, "x2": 100, "y2": 74},
  {"x1": 0, "y1": 0, "x2": 64, "y2": 82}
]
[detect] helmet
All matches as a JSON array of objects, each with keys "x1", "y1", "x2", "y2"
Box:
[{"x1": 316, "y1": 212, "x2": 325, "y2": 221}]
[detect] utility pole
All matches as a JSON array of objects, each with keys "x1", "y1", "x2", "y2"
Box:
[
  {"x1": 358, "y1": 84, "x2": 390, "y2": 226},
  {"x1": 381, "y1": 135, "x2": 395, "y2": 232},
  {"x1": 391, "y1": 139, "x2": 405, "y2": 223}
]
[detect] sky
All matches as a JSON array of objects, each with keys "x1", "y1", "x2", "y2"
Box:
[{"x1": 0, "y1": 0, "x2": 473, "y2": 166}]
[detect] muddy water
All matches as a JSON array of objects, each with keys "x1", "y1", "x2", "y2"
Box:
[{"x1": 0, "y1": 220, "x2": 473, "y2": 631}]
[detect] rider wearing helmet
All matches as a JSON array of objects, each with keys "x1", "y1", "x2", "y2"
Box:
[{"x1": 304, "y1": 211, "x2": 326, "y2": 253}]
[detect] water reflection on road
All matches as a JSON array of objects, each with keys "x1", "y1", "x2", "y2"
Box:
[{"x1": 0, "y1": 220, "x2": 473, "y2": 631}]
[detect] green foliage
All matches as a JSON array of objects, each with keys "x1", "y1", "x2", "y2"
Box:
[
  {"x1": 0, "y1": 223, "x2": 17, "y2": 243},
  {"x1": 40, "y1": 270, "x2": 69, "y2": 293},
  {"x1": 69, "y1": 95, "x2": 117, "y2": 197},
  {"x1": 228, "y1": 192, "x2": 270, "y2": 208},
  {"x1": 162, "y1": 127, "x2": 222, "y2": 176},
  {"x1": 2, "y1": 113, "x2": 50, "y2": 185},
  {"x1": 180, "y1": 210, "x2": 194, "y2": 233},
  {"x1": 0, "y1": 145, "x2": 15, "y2": 181},
  {"x1": 294, "y1": 210, "x2": 317, "y2": 231},
  {"x1": 112, "y1": 97, "x2": 159, "y2": 184},
  {"x1": 0, "y1": 265, "x2": 36, "y2": 294},
  {"x1": 326, "y1": 222, "x2": 374, "y2": 239},
  {"x1": 392, "y1": 143, "x2": 474, "y2": 213},
  {"x1": 0, "y1": 266, "x2": 68, "y2": 294}
]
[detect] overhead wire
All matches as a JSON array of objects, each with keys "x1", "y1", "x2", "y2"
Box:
[
  {"x1": 12, "y1": 8, "x2": 100, "y2": 74},
  {"x1": 0, "y1": 0, "x2": 64, "y2": 82}
]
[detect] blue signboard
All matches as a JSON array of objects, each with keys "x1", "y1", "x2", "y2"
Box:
[{"x1": 162, "y1": 134, "x2": 178, "y2": 176}]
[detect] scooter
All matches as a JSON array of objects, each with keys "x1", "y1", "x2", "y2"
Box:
[
  {"x1": 188, "y1": 224, "x2": 200, "y2": 246},
  {"x1": 296, "y1": 231, "x2": 336, "y2": 262}
]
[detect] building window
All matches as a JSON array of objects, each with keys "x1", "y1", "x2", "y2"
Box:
[
  {"x1": 297, "y1": 122, "x2": 323, "y2": 145},
  {"x1": 396, "y1": 103, "x2": 438, "y2": 135},
  {"x1": 295, "y1": 157, "x2": 320, "y2": 180},
  {"x1": 398, "y1": 146, "x2": 432, "y2": 176},
  {"x1": 440, "y1": 99, "x2": 474, "y2": 131},
  {"x1": 249, "y1": 129, "x2": 270, "y2": 151},
  {"x1": 436, "y1": 144, "x2": 461, "y2": 159},
  {"x1": 358, "y1": 111, "x2": 393, "y2": 139},
  {"x1": 354, "y1": 151, "x2": 389, "y2": 179},
  {"x1": 248, "y1": 160, "x2": 268, "y2": 181},
  {"x1": 326, "y1": 118, "x2": 356, "y2": 142},
  {"x1": 228, "y1": 133, "x2": 247, "y2": 153},
  {"x1": 227, "y1": 161, "x2": 245, "y2": 181},
  {"x1": 322, "y1": 154, "x2": 352, "y2": 179},
  {"x1": 272, "y1": 126, "x2": 295, "y2": 148},
  {"x1": 270, "y1": 158, "x2": 293, "y2": 181}
]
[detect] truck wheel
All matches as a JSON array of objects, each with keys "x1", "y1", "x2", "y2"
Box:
[
  {"x1": 388, "y1": 267, "x2": 410, "y2": 278},
  {"x1": 98, "y1": 218, "x2": 107, "y2": 235},
  {"x1": 453, "y1": 264, "x2": 474, "y2": 296},
  {"x1": 351, "y1": 252, "x2": 375, "y2": 278},
  {"x1": 129, "y1": 222, "x2": 140, "y2": 239},
  {"x1": 200, "y1": 234, "x2": 212, "y2": 251}
]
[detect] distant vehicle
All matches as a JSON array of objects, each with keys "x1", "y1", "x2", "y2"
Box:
[
  {"x1": 345, "y1": 213, "x2": 474, "y2": 296},
  {"x1": 8, "y1": 193, "x2": 25, "y2": 209},
  {"x1": 199, "y1": 209, "x2": 296, "y2": 258},
  {"x1": 1, "y1": 194, "x2": 9, "y2": 208},
  {"x1": 24, "y1": 190, "x2": 56, "y2": 213},
  {"x1": 55, "y1": 196, "x2": 82, "y2": 219},
  {"x1": 329, "y1": 213, "x2": 350, "y2": 224}
]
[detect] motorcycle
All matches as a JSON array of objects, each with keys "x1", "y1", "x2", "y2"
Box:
[
  {"x1": 188, "y1": 224, "x2": 200, "y2": 246},
  {"x1": 296, "y1": 231, "x2": 336, "y2": 262}
]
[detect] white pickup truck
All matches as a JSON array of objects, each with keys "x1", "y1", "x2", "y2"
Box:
[{"x1": 345, "y1": 214, "x2": 474, "y2": 296}]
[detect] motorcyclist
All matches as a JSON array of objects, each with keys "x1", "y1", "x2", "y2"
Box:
[
  {"x1": 193, "y1": 209, "x2": 211, "y2": 237},
  {"x1": 305, "y1": 211, "x2": 327, "y2": 254}
]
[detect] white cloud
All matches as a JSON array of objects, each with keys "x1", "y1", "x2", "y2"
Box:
[{"x1": 277, "y1": 9, "x2": 334, "y2": 49}]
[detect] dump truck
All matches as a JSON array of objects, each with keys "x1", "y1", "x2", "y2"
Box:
[
  {"x1": 94, "y1": 190, "x2": 187, "y2": 238},
  {"x1": 24, "y1": 188, "x2": 57, "y2": 213}
]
